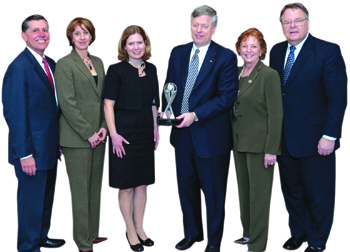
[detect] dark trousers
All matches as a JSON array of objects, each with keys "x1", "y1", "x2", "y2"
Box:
[
  {"x1": 174, "y1": 127, "x2": 230, "y2": 246},
  {"x1": 15, "y1": 164, "x2": 57, "y2": 252},
  {"x1": 278, "y1": 141, "x2": 335, "y2": 248}
]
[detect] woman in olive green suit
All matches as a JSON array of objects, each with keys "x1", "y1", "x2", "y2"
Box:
[
  {"x1": 232, "y1": 28, "x2": 283, "y2": 252},
  {"x1": 55, "y1": 18, "x2": 107, "y2": 252}
]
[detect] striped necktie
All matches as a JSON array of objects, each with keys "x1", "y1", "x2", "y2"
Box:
[
  {"x1": 181, "y1": 49, "x2": 200, "y2": 114},
  {"x1": 284, "y1": 45, "x2": 296, "y2": 84}
]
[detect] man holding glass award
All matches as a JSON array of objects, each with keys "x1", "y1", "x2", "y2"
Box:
[{"x1": 160, "y1": 5, "x2": 238, "y2": 252}]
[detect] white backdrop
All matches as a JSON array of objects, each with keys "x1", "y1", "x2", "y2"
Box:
[{"x1": 0, "y1": 0, "x2": 349, "y2": 251}]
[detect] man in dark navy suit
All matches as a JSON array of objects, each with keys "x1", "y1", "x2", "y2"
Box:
[
  {"x1": 270, "y1": 3, "x2": 347, "y2": 252},
  {"x1": 162, "y1": 5, "x2": 238, "y2": 252},
  {"x1": 2, "y1": 15, "x2": 65, "y2": 252}
]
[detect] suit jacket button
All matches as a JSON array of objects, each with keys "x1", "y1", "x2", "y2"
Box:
[
  {"x1": 96, "y1": 99, "x2": 100, "y2": 103},
  {"x1": 282, "y1": 93, "x2": 285, "y2": 96},
  {"x1": 239, "y1": 115, "x2": 242, "y2": 118}
]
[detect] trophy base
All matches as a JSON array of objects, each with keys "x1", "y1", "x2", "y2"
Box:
[{"x1": 157, "y1": 117, "x2": 183, "y2": 126}]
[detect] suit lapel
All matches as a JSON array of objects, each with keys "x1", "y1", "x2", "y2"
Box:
[
  {"x1": 89, "y1": 55, "x2": 104, "y2": 96},
  {"x1": 283, "y1": 35, "x2": 313, "y2": 90},
  {"x1": 46, "y1": 57, "x2": 55, "y2": 74},
  {"x1": 45, "y1": 57, "x2": 59, "y2": 109},
  {"x1": 238, "y1": 61, "x2": 263, "y2": 97},
  {"x1": 192, "y1": 42, "x2": 216, "y2": 92},
  {"x1": 24, "y1": 48, "x2": 56, "y2": 101},
  {"x1": 276, "y1": 42, "x2": 288, "y2": 86},
  {"x1": 180, "y1": 43, "x2": 192, "y2": 88},
  {"x1": 71, "y1": 50, "x2": 99, "y2": 96}
]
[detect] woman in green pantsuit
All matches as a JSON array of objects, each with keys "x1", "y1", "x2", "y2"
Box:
[
  {"x1": 232, "y1": 28, "x2": 283, "y2": 252},
  {"x1": 55, "y1": 17, "x2": 107, "y2": 252}
]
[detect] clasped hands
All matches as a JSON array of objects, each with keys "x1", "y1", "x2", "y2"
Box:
[{"x1": 88, "y1": 128, "x2": 107, "y2": 149}]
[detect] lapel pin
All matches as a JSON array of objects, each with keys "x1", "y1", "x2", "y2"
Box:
[
  {"x1": 248, "y1": 80, "x2": 252, "y2": 83},
  {"x1": 210, "y1": 60, "x2": 213, "y2": 63}
]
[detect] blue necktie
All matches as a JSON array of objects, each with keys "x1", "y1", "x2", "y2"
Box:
[
  {"x1": 284, "y1": 45, "x2": 296, "y2": 84},
  {"x1": 181, "y1": 49, "x2": 200, "y2": 114}
]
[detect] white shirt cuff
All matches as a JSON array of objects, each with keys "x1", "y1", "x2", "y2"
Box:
[
  {"x1": 20, "y1": 154, "x2": 33, "y2": 160},
  {"x1": 322, "y1": 135, "x2": 336, "y2": 141}
]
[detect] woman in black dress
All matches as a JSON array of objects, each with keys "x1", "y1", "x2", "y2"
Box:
[{"x1": 104, "y1": 25, "x2": 159, "y2": 252}]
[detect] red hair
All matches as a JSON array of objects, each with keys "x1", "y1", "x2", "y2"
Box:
[{"x1": 235, "y1": 28, "x2": 267, "y2": 60}]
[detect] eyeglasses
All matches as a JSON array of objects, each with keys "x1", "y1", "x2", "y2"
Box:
[{"x1": 282, "y1": 18, "x2": 307, "y2": 27}]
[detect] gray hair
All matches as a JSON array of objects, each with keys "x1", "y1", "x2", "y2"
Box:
[
  {"x1": 191, "y1": 5, "x2": 218, "y2": 27},
  {"x1": 279, "y1": 3, "x2": 309, "y2": 22},
  {"x1": 22, "y1": 14, "x2": 48, "y2": 33}
]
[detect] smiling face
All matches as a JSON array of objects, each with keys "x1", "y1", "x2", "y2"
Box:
[
  {"x1": 281, "y1": 8, "x2": 309, "y2": 46},
  {"x1": 21, "y1": 19, "x2": 50, "y2": 56},
  {"x1": 124, "y1": 33, "x2": 146, "y2": 61},
  {"x1": 191, "y1": 15, "x2": 216, "y2": 48},
  {"x1": 240, "y1": 36, "x2": 261, "y2": 66},
  {"x1": 72, "y1": 24, "x2": 91, "y2": 52}
]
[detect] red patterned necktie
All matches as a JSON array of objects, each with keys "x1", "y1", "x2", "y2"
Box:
[{"x1": 42, "y1": 57, "x2": 55, "y2": 92}]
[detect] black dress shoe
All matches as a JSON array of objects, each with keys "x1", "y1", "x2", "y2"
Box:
[
  {"x1": 137, "y1": 234, "x2": 154, "y2": 246},
  {"x1": 283, "y1": 236, "x2": 307, "y2": 250},
  {"x1": 175, "y1": 238, "x2": 202, "y2": 250},
  {"x1": 234, "y1": 237, "x2": 249, "y2": 245},
  {"x1": 205, "y1": 245, "x2": 220, "y2": 252},
  {"x1": 126, "y1": 233, "x2": 144, "y2": 251},
  {"x1": 40, "y1": 238, "x2": 66, "y2": 248},
  {"x1": 305, "y1": 246, "x2": 325, "y2": 252}
]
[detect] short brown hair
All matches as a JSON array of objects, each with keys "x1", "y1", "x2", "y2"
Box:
[
  {"x1": 118, "y1": 25, "x2": 151, "y2": 61},
  {"x1": 66, "y1": 17, "x2": 96, "y2": 48},
  {"x1": 235, "y1": 28, "x2": 267, "y2": 60}
]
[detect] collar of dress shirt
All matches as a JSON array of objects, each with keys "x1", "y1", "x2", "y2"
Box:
[
  {"x1": 190, "y1": 42, "x2": 211, "y2": 70},
  {"x1": 26, "y1": 46, "x2": 58, "y2": 104},
  {"x1": 284, "y1": 33, "x2": 309, "y2": 66},
  {"x1": 26, "y1": 46, "x2": 47, "y2": 67}
]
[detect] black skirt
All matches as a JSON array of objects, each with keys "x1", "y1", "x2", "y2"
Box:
[{"x1": 106, "y1": 68, "x2": 155, "y2": 189}]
